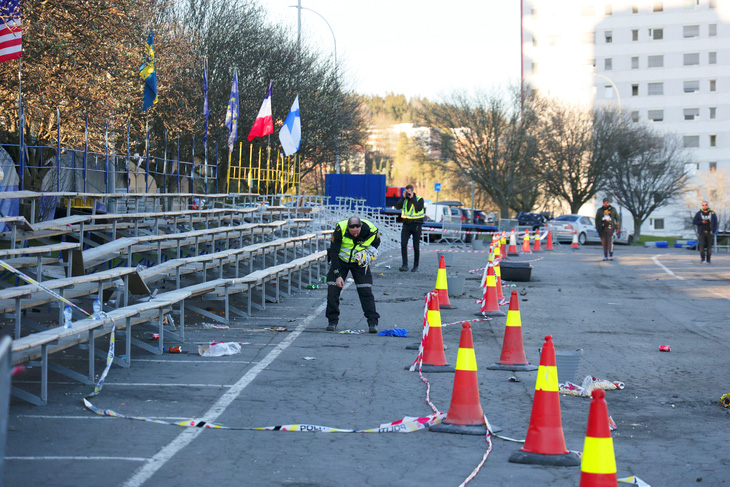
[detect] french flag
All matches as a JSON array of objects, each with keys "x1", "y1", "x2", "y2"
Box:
[{"x1": 247, "y1": 81, "x2": 274, "y2": 141}]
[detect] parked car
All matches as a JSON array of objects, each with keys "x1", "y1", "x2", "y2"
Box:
[
  {"x1": 473, "y1": 209, "x2": 487, "y2": 224},
  {"x1": 458, "y1": 208, "x2": 473, "y2": 223},
  {"x1": 516, "y1": 212, "x2": 549, "y2": 230},
  {"x1": 547, "y1": 214, "x2": 634, "y2": 245}
]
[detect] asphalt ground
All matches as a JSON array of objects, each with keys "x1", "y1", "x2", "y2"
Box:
[{"x1": 3, "y1": 240, "x2": 729, "y2": 486}]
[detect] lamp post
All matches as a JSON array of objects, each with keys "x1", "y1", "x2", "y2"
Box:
[
  {"x1": 594, "y1": 72, "x2": 621, "y2": 113},
  {"x1": 290, "y1": 3, "x2": 341, "y2": 174}
]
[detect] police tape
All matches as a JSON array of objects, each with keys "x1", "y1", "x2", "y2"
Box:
[
  {"x1": 426, "y1": 228, "x2": 501, "y2": 236},
  {"x1": 0, "y1": 259, "x2": 91, "y2": 317},
  {"x1": 441, "y1": 318, "x2": 492, "y2": 326},
  {"x1": 410, "y1": 247, "x2": 494, "y2": 254}
]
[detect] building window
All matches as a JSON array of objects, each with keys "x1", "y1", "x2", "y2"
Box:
[
  {"x1": 631, "y1": 56, "x2": 639, "y2": 69},
  {"x1": 683, "y1": 25, "x2": 700, "y2": 38},
  {"x1": 684, "y1": 108, "x2": 700, "y2": 121},
  {"x1": 709, "y1": 162, "x2": 717, "y2": 172},
  {"x1": 648, "y1": 109, "x2": 664, "y2": 122},
  {"x1": 683, "y1": 52, "x2": 700, "y2": 65},
  {"x1": 532, "y1": 35, "x2": 538, "y2": 47},
  {"x1": 709, "y1": 0, "x2": 716, "y2": 8},
  {"x1": 632, "y1": 84, "x2": 639, "y2": 96},
  {"x1": 709, "y1": 107, "x2": 717, "y2": 119},
  {"x1": 653, "y1": 218, "x2": 665, "y2": 230},
  {"x1": 650, "y1": 28, "x2": 663, "y2": 40},
  {"x1": 604, "y1": 85, "x2": 614, "y2": 98},
  {"x1": 648, "y1": 55, "x2": 664, "y2": 68},
  {"x1": 648, "y1": 82, "x2": 664, "y2": 95},
  {"x1": 532, "y1": 61, "x2": 538, "y2": 74},
  {"x1": 632, "y1": 29, "x2": 639, "y2": 41},
  {"x1": 709, "y1": 52, "x2": 717, "y2": 64},
  {"x1": 631, "y1": 111, "x2": 640, "y2": 122},
  {"x1": 605, "y1": 4, "x2": 612, "y2": 15},
  {"x1": 710, "y1": 135, "x2": 717, "y2": 147},
  {"x1": 604, "y1": 58, "x2": 612, "y2": 70},
  {"x1": 605, "y1": 31, "x2": 613, "y2": 43},
  {"x1": 653, "y1": 2, "x2": 663, "y2": 12},
  {"x1": 684, "y1": 0, "x2": 699, "y2": 9},
  {"x1": 683, "y1": 135, "x2": 700, "y2": 148},
  {"x1": 633, "y1": 4, "x2": 639, "y2": 13},
  {"x1": 710, "y1": 79, "x2": 717, "y2": 92},
  {"x1": 683, "y1": 80, "x2": 700, "y2": 93},
  {"x1": 709, "y1": 24, "x2": 717, "y2": 37},
  {"x1": 581, "y1": 5, "x2": 595, "y2": 16},
  {"x1": 584, "y1": 32, "x2": 596, "y2": 43}
]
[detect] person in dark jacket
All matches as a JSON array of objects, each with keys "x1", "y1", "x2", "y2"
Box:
[
  {"x1": 325, "y1": 216, "x2": 381, "y2": 333},
  {"x1": 595, "y1": 198, "x2": 620, "y2": 261},
  {"x1": 692, "y1": 201, "x2": 718, "y2": 264},
  {"x1": 394, "y1": 184, "x2": 425, "y2": 272}
]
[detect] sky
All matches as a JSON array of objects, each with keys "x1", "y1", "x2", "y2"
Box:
[{"x1": 265, "y1": 0, "x2": 523, "y2": 101}]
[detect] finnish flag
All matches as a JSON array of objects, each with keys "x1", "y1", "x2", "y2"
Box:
[{"x1": 279, "y1": 95, "x2": 301, "y2": 157}]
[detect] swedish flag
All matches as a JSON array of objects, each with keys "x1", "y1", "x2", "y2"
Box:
[{"x1": 139, "y1": 27, "x2": 158, "y2": 111}]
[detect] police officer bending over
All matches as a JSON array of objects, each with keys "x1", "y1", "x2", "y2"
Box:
[{"x1": 326, "y1": 216, "x2": 381, "y2": 333}]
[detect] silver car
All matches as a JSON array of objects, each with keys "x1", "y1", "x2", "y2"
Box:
[{"x1": 547, "y1": 214, "x2": 634, "y2": 245}]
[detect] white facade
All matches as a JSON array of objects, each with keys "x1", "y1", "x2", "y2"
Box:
[{"x1": 522, "y1": 0, "x2": 730, "y2": 236}]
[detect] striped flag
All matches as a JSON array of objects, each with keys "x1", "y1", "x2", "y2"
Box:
[
  {"x1": 247, "y1": 81, "x2": 273, "y2": 141},
  {"x1": 0, "y1": 0, "x2": 22, "y2": 63}
]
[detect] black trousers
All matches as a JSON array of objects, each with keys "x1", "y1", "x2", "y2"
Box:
[
  {"x1": 325, "y1": 262, "x2": 379, "y2": 326},
  {"x1": 600, "y1": 228, "x2": 614, "y2": 257},
  {"x1": 698, "y1": 231, "x2": 713, "y2": 260},
  {"x1": 400, "y1": 223, "x2": 422, "y2": 267}
]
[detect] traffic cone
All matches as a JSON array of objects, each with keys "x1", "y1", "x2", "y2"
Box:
[
  {"x1": 477, "y1": 261, "x2": 506, "y2": 317},
  {"x1": 408, "y1": 291, "x2": 454, "y2": 372},
  {"x1": 508, "y1": 229, "x2": 519, "y2": 256},
  {"x1": 487, "y1": 291, "x2": 538, "y2": 371},
  {"x1": 545, "y1": 230, "x2": 554, "y2": 250},
  {"x1": 572, "y1": 231, "x2": 580, "y2": 250},
  {"x1": 435, "y1": 255, "x2": 456, "y2": 309},
  {"x1": 494, "y1": 253, "x2": 505, "y2": 304},
  {"x1": 509, "y1": 335, "x2": 581, "y2": 466},
  {"x1": 580, "y1": 389, "x2": 618, "y2": 486},
  {"x1": 522, "y1": 230, "x2": 531, "y2": 253},
  {"x1": 500, "y1": 232, "x2": 507, "y2": 259},
  {"x1": 430, "y1": 322, "x2": 500, "y2": 435},
  {"x1": 533, "y1": 230, "x2": 542, "y2": 252}
]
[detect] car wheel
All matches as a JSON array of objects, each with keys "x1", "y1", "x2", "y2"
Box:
[
  {"x1": 578, "y1": 232, "x2": 587, "y2": 245},
  {"x1": 627, "y1": 235, "x2": 633, "y2": 245}
]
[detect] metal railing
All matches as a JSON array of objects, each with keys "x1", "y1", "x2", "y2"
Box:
[{"x1": 0, "y1": 335, "x2": 11, "y2": 486}]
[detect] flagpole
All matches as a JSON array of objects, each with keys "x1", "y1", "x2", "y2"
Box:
[
  {"x1": 144, "y1": 111, "x2": 150, "y2": 193},
  {"x1": 17, "y1": 57, "x2": 23, "y2": 191},
  {"x1": 203, "y1": 57, "x2": 208, "y2": 194}
]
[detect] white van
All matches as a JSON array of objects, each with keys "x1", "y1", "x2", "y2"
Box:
[{"x1": 424, "y1": 201, "x2": 460, "y2": 223}]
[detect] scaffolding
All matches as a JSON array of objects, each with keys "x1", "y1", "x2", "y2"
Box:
[{"x1": 226, "y1": 143, "x2": 301, "y2": 196}]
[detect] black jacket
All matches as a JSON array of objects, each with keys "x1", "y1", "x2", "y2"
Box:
[
  {"x1": 595, "y1": 205, "x2": 619, "y2": 233},
  {"x1": 693, "y1": 209, "x2": 718, "y2": 234},
  {"x1": 328, "y1": 220, "x2": 381, "y2": 273},
  {"x1": 394, "y1": 195, "x2": 425, "y2": 224}
]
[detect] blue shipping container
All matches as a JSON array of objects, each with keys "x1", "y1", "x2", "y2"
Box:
[{"x1": 325, "y1": 174, "x2": 386, "y2": 209}]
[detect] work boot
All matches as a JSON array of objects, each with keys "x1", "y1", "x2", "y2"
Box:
[
  {"x1": 411, "y1": 266, "x2": 419, "y2": 272},
  {"x1": 368, "y1": 324, "x2": 378, "y2": 334},
  {"x1": 326, "y1": 323, "x2": 337, "y2": 331},
  {"x1": 399, "y1": 265, "x2": 409, "y2": 272},
  {"x1": 707, "y1": 258, "x2": 711, "y2": 264}
]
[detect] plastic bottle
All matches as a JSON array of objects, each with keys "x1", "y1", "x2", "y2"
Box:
[
  {"x1": 200, "y1": 342, "x2": 241, "y2": 357},
  {"x1": 63, "y1": 305, "x2": 73, "y2": 329},
  {"x1": 92, "y1": 299, "x2": 102, "y2": 320}
]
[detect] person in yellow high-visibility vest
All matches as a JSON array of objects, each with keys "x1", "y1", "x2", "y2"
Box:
[
  {"x1": 394, "y1": 185, "x2": 425, "y2": 272},
  {"x1": 325, "y1": 216, "x2": 381, "y2": 333}
]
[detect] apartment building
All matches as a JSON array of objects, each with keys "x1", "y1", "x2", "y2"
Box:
[{"x1": 522, "y1": 0, "x2": 729, "y2": 235}]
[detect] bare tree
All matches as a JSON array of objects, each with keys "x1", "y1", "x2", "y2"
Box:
[
  {"x1": 604, "y1": 125, "x2": 689, "y2": 239},
  {"x1": 540, "y1": 104, "x2": 619, "y2": 214},
  {"x1": 421, "y1": 86, "x2": 542, "y2": 219}
]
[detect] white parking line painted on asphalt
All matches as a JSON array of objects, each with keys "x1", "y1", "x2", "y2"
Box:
[
  {"x1": 122, "y1": 298, "x2": 329, "y2": 487},
  {"x1": 651, "y1": 255, "x2": 685, "y2": 280},
  {"x1": 6, "y1": 456, "x2": 147, "y2": 462},
  {"x1": 16, "y1": 415, "x2": 191, "y2": 421}
]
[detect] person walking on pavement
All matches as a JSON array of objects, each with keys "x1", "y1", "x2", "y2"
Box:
[
  {"x1": 693, "y1": 201, "x2": 718, "y2": 264},
  {"x1": 595, "y1": 198, "x2": 620, "y2": 261},
  {"x1": 325, "y1": 216, "x2": 381, "y2": 333},
  {"x1": 394, "y1": 184, "x2": 425, "y2": 272}
]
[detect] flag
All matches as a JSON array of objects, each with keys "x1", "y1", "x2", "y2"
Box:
[
  {"x1": 247, "y1": 81, "x2": 274, "y2": 142},
  {"x1": 139, "y1": 27, "x2": 158, "y2": 111},
  {"x1": 224, "y1": 71, "x2": 239, "y2": 152},
  {"x1": 0, "y1": 0, "x2": 22, "y2": 63},
  {"x1": 202, "y1": 61, "x2": 209, "y2": 145},
  {"x1": 279, "y1": 95, "x2": 301, "y2": 157}
]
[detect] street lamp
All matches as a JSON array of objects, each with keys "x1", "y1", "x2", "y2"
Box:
[
  {"x1": 290, "y1": 3, "x2": 341, "y2": 174},
  {"x1": 594, "y1": 72, "x2": 621, "y2": 113}
]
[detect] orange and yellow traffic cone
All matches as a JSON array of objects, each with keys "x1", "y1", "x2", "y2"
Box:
[
  {"x1": 580, "y1": 389, "x2": 618, "y2": 486},
  {"x1": 509, "y1": 335, "x2": 581, "y2": 466},
  {"x1": 408, "y1": 291, "x2": 454, "y2": 372},
  {"x1": 487, "y1": 291, "x2": 537, "y2": 371},
  {"x1": 477, "y1": 261, "x2": 506, "y2": 317},
  {"x1": 545, "y1": 230, "x2": 554, "y2": 250},
  {"x1": 500, "y1": 232, "x2": 507, "y2": 259},
  {"x1": 508, "y1": 229, "x2": 519, "y2": 256},
  {"x1": 522, "y1": 230, "x2": 531, "y2": 253},
  {"x1": 435, "y1": 255, "x2": 456, "y2": 309},
  {"x1": 533, "y1": 230, "x2": 542, "y2": 252},
  {"x1": 572, "y1": 231, "x2": 580, "y2": 250},
  {"x1": 430, "y1": 322, "x2": 500, "y2": 435},
  {"x1": 494, "y1": 253, "x2": 505, "y2": 304}
]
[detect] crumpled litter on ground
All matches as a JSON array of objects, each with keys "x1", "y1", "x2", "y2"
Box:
[
  {"x1": 198, "y1": 342, "x2": 241, "y2": 357},
  {"x1": 339, "y1": 329, "x2": 365, "y2": 334},
  {"x1": 721, "y1": 393, "x2": 730, "y2": 408},
  {"x1": 202, "y1": 322, "x2": 230, "y2": 329},
  {"x1": 377, "y1": 328, "x2": 408, "y2": 337},
  {"x1": 618, "y1": 476, "x2": 651, "y2": 486},
  {"x1": 559, "y1": 375, "x2": 624, "y2": 397}
]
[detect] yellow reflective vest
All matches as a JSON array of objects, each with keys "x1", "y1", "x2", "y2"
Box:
[{"x1": 337, "y1": 219, "x2": 378, "y2": 264}]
